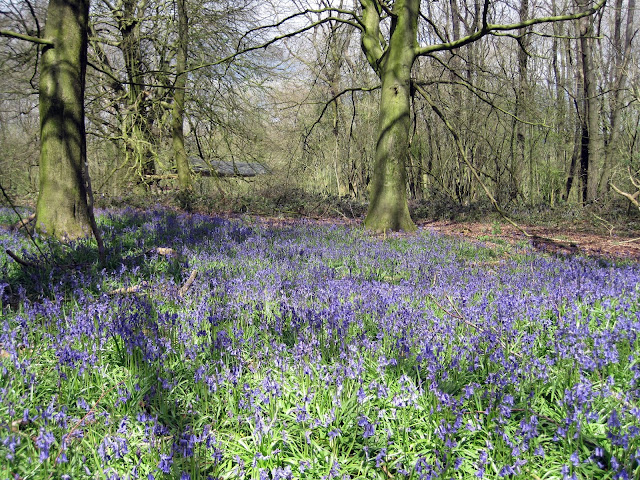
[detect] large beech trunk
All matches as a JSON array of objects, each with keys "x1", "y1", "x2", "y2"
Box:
[
  {"x1": 36, "y1": 0, "x2": 92, "y2": 240},
  {"x1": 363, "y1": 0, "x2": 418, "y2": 232}
]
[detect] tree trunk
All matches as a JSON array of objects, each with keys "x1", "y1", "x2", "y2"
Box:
[
  {"x1": 516, "y1": 0, "x2": 530, "y2": 200},
  {"x1": 36, "y1": 0, "x2": 92, "y2": 240},
  {"x1": 363, "y1": 0, "x2": 417, "y2": 232},
  {"x1": 172, "y1": 0, "x2": 191, "y2": 195},
  {"x1": 599, "y1": 0, "x2": 635, "y2": 192},
  {"x1": 117, "y1": 0, "x2": 156, "y2": 179},
  {"x1": 577, "y1": 6, "x2": 601, "y2": 203},
  {"x1": 564, "y1": 125, "x2": 581, "y2": 201}
]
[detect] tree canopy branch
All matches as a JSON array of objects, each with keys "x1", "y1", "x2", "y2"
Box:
[
  {"x1": 185, "y1": 16, "x2": 361, "y2": 76},
  {"x1": 359, "y1": 0, "x2": 386, "y2": 74},
  {"x1": 237, "y1": 7, "x2": 362, "y2": 51}
]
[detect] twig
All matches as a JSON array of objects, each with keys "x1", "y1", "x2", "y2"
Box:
[
  {"x1": 592, "y1": 212, "x2": 615, "y2": 236},
  {"x1": 178, "y1": 270, "x2": 198, "y2": 297},
  {"x1": 381, "y1": 464, "x2": 395, "y2": 479},
  {"x1": 332, "y1": 207, "x2": 348, "y2": 220},
  {"x1": 427, "y1": 293, "x2": 462, "y2": 319},
  {"x1": 106, "y1": 282, "x2": 148, "y2": 296},
  {"x1": 615, "y1": 237, "x2": 640, "y2": 245}
]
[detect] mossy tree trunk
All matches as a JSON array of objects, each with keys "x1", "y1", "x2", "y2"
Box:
[
  {"x1": 172, "y1": 0, "x2": 192, "y2": 197},
  {"x1": 361, "y1": 0, "x2": 418, "y2": 232},
  {"x1": 36, "y1": 0, "x2": 92, "y2": 240}
]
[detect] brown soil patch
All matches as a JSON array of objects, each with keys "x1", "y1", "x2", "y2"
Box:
[{"x1": 419, "y1": 219, "x2": 640, "y2": 261}]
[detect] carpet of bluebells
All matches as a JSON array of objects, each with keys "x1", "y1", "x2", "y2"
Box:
[{"x1": 1, "y1": 207, "x2": 640, "y2": 480}]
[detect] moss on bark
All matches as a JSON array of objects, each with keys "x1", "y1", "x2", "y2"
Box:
[
  {"x1": 35, "y1": 0, "x2": 92, "y2": 240},
  {"x1": 363, "y1": 0, "x2": 418, "y2": 232}
]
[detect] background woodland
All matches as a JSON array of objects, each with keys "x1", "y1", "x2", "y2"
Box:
[{"x1": 1, "y1": 0, "x2": 639, "y2": 224}]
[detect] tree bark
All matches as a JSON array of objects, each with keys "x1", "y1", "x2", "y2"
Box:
[
  {"x1": 577, "y1": 5, "x2": 601, "y2": 204},
  {"x1": 599, "y1": 0, "x2": 635, "y2": 192},
  {"x1": 36, "y1": 0, "x2": 92, "y2": 240},
  {"x1": 362, "y1": 0, "x2": 418, "y2": 232},
  {"x1": 172, "y1": 0, "x2": 191, "y2": 195},
  {"x1": 117, "y1": 0, "x2": 156, "y2": 178},
  {"x1": 516, "y1": 0, "x2": 530, "y2": 199}
]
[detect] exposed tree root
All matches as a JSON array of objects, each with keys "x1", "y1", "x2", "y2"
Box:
[{"x1": 5, "y1": 249, "x2": 38, "y2": 268}]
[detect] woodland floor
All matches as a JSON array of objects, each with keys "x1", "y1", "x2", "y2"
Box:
[
  {"x1": 6, "y1": 196, "x2": 640, "y2": 260},
  {"x1": 241, "y1": 214, "x2": 640, "y2": 261},
  {"x1": 420, "y1": 219, "x2": 640, "y2": 261}
]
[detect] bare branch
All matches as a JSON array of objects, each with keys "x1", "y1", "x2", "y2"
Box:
[
  {"x1": 237, "y1": 6, "x2": 362, "y2": 50},
  {"x1": 416, "y1": 54, "x2": 551, "y2": 128},
  {"x1": 6, "y1": 249, "x2": 38, "y2": 268},
  {"x1": 416, "y1": 0, "x2": 605, "y2": 56},
  {"x1": 629, "y1": 167, "x2": 640, "y2": 189},
  {"x1": 610, "y1": 182, "x2": 640, "y2": 210},
  {"x1": 178, "y1": 270, "x2": 198, "y2": 297},
  {"x1": 0, "y1": 29, "x2": 53, "y2": 45},
  {"x1": 359, "y1": 0, "x2": 386, "y2": 73},
  {"x1": 413, "y1": 81, "x2": 532, "y2": 237},
  {"x1": 304, "y1": 85, "x2": 380, "y2": 141}
]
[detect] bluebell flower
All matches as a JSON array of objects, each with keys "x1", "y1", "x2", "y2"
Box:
[
  {"x1": 35, "y1": 428, "x2": 55, "y2": 461},
  {"x1": 374, "y1": 448, "x2": 387, "y2": 467},
  {"x1": 570, "y1": 451, "x2": 580, "y2": 466},
  {"x1": 2, "y1": 435, "x2": 20, "y2": 460},
  {"x1": 273, "y1": 465, "x2": 293, "y2": 479},
  {"x1": 358, "y1": 415, "x2": 375, "y2": 438},
  {"x1": 356, "y1": 387, "x2": 366, "y2": 404},
  {"x1": 329, "y1": 460, "x2": 340, "y2": 478},
  {"x1": 299, "y1": 460, "x2": 311, "y2": 473},
  {"x1": 158, "y1": 453, "x2": 173, "y2": 474}
]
